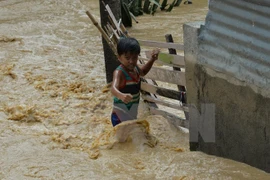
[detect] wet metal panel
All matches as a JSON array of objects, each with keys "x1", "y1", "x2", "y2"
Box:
[{"x1": 198, "y1": 0, "x2": 270, "y2": 90}]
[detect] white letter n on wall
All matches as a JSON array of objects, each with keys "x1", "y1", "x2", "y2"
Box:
[{"x1": 189, "y1": 104, "x2": 215, "y2": 142}]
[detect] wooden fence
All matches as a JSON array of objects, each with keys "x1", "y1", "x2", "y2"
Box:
[{"x1": 137, "y1": 39, "x2": 189, "y2": 128}]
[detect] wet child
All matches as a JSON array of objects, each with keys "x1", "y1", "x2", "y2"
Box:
[{"x1": 110, "y1": 37, "x2": 160, "y2": 127}]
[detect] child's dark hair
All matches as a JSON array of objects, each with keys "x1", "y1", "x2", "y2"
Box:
[{"x1": 117, "y1": 37, "x2": 141, "y2": 56}]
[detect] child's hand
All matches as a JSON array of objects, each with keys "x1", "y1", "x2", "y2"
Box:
[
  {"x1": 121, "y1": 93, "x2": 133, "y2": 104},
  {"x1": 151, "y1": 48, "x2": 160, "y2": 61}
]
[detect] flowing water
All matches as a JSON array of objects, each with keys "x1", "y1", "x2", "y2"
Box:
[{"x1": 0, "y1": 0, "x2": 269, "y2": 179}]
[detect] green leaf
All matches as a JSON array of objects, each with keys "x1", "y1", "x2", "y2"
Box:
[{"x1": 149, "y1": 0, "x2": 161, "y2": 7}]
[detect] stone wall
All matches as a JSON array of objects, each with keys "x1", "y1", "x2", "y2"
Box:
[{"x1": 184, "y1": 22, "x2": 270, "y2": 172}]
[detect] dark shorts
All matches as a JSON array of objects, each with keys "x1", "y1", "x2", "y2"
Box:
[{"x1": 111, "y1": 112, "x2": 121, "y2": 127}]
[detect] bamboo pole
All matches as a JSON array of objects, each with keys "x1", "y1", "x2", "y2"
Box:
[
  {"x1": 120, "y1": 20, "x2": 129, "y2": 37},
  {"x1": 86, "y1": 11, "x2": 117, "y2": 55}
]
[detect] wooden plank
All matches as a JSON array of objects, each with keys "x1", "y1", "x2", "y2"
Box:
[
  {"x1": 138, "y1": 65, "x2": 186, "y2": 86},
  {"x1": 138, "y1": 39, "x2": 184, "y2": 50},
  {"x1": 141, "y1": 82, "x2": 182, "y2": 100},
  {"x1": 138, "y1": 49, "x2": 159, "y2": 109},
  {"x1": 144, "y1": 51, "x2": 185, "y2": 67},
  {"x1": 141, "y1": 94, "x2": 189, "y2": 112},
  {"x1": 165, "y1": 34, "x2": 188, "y2": 121},
  {"x1": 149, "y1": 107, "x2": 189, "y2": 128},
  {"x1": 139, "y1": 57, "x2": 184, "y2": 69}
]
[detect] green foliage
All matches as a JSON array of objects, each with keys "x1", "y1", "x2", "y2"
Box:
[
  {"x1": 166, "y1": 0, "x2": 177, "y2": 12},
  {"x1": 174, "y1": 0, "x2": 183, "y2": 6},
  {"x1": 143, "y1": 0, "x2": 151, "y2": 14},
  {"x1": 121, "y1": 0, "x2": 183, "y2": 26},
  {"x1": 129, "y1": 0, "x2": 143, "y2": 16},
  {"x1": 160, "y1": 0, "x2": 168, "y2": 10},
  {"x1": 121, "y1": 0, "x2": 132, "y2": 27},
  {"x1": 151, "y1": 0, "x2": 161, "y2": 15}
]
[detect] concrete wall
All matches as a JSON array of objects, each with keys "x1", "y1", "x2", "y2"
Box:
[{"x1": 184, "y1": 22, "x2": 270, "y2": 172}]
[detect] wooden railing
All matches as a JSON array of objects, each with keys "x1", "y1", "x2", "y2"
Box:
[{"x1": 138, "y1": 39, "x2": 189, "y2": 128}]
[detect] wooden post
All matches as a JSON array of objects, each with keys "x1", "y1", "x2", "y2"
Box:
[{"x1": 99, "y1": 0, "x2": 121, "y2": 83}]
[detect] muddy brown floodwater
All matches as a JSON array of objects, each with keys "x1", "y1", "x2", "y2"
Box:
[{"x1": 0, "y1": 0, "x2": 269, "y2": 179}]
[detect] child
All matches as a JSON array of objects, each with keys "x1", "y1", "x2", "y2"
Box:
[{"x1": 110, "y1": 37, "x2": 160, "y2": 127}]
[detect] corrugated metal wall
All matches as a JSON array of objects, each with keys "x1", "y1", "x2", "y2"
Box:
[{"x1": 198, "y1": 0, "x2": 270, "y2": 91}]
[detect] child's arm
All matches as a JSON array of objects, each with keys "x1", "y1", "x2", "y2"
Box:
[
  {"x1": 139, "y1": 48, "x2": 160, "y2": 76},
  {"x1": 111, "y1": 70, "x2": 133, "y2": 104}
]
